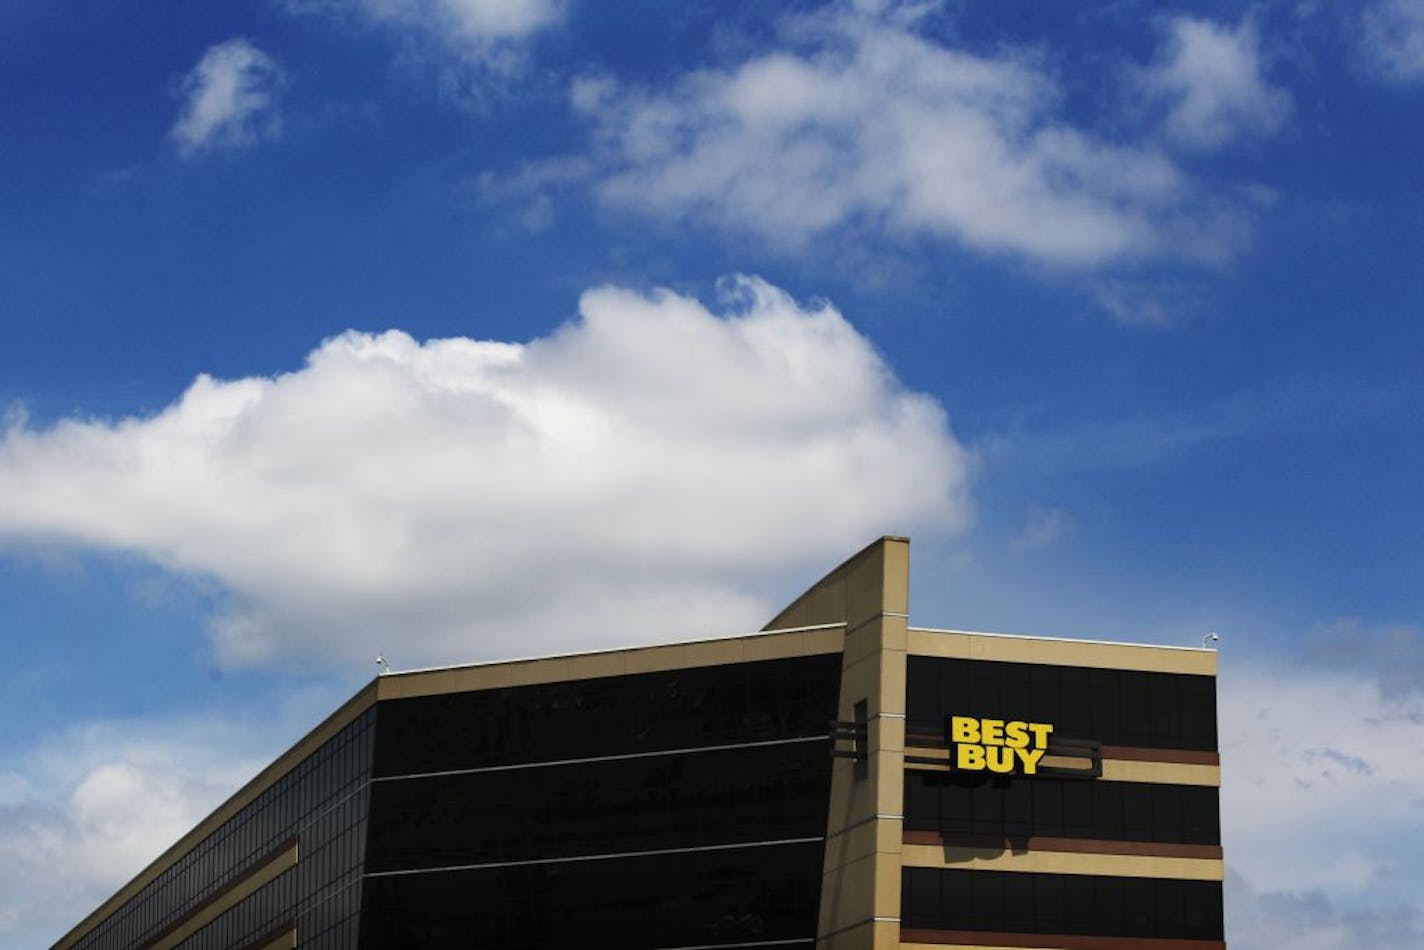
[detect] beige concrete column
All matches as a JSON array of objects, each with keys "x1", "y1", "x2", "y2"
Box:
[{"x1": 775, "y1": 537, "x2": 908, "y2": 950}]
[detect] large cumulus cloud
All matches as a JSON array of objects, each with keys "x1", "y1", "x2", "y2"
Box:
[{"x1": 0, "y1": 278, "x2": 970, "y2": 668}]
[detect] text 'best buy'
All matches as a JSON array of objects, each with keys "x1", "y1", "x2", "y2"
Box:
[{"x1": 948, "y1": 716, "x2": 1054, "y2": 775}]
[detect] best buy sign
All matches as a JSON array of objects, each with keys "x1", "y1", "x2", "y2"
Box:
[{"x1": 948, "y1": 716, "x2": 1054, "y2": 775}]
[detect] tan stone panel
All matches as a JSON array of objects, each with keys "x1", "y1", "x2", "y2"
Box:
[
  {"x1": 907, "y1": 629, "x2": 976, "y2": 659},
  {"x1": 843, "y1": 622, "x2": 887, "y2": 668},
  {"x1": 909, "y1": 629, "x2": 1217, "y2": 676},
  {"x1": 821, "y1": 852, "x2": 881, "y2": 932},
  {"x1": 773, "y1": 600, "x2": 810, "y2": 630},
  {"x1": 824, "y1": 815, "x2": 903, "y2": 869},
  {"x1": 808, "y1": 579, "x2": 848, "y2": 626},
  {"x1": 881, "y1": 615, "x2": 909, "y2": 652},
  {"x1": 681, "y1": 638, "x2": 747, "y2": 667},
  {"x1": 819, "y1": 918, "x2": 874, "y2": 950},
  {"x1": 378, "y1": 663, "x2": 513, "y2": 699},
  {"x1": 845, "y1": 555, "x2": 889, "y2": 629},
  {"x1": 824, "y1": 815, "x2": 882, "y2": 868},
  {"x1": 505, "y1": 657, "x2": 571, "y2": 685},
  {"x1": 879, "y1": 649, "x2": 908, "y2": 714},
  {"x1": 875, "y1": 815, "x2": 905, "y2": 854},
  {"x1": 822, "y1": 921, "x2": 896, "y2": 950},
  {"x1": 882, "y1": 539, "x2": 910, "y2": 613},
  {"x1": 825, "y1": 758, "x2": 876, "y2": 837},
  {"x1": 871, "y1": 715, "x2": 905, "y2": 754},
  {"x1": 618, "y1": 644, "x2": 687, "y2": 674},
  {"x1": 900, "y1": 842, "x2": 1224, "y2": 881},
  {"x1": 872, "y1": 918, "x2": 902, "y2": 950},
  {"x1": 1037, "y1": 752, "x2": 1097, "y2": 772},
  {"x1": 838, "y1": 774, "x2": 880, "y2": 824},
  {"x1": 873, "y1": 846, "x2": 904, "y2": 918},
  {"x1": 766, "y1": 537, "x2": 909, "y2": 631},
  {"x1": 875, "y1": 758, "x2": 906, "y2": 816},
  {"x1": 250, "y1": 929, "x2": 299, "y2": 950},
  {"x1": 803, "y1": 625, "x2": 849, "y2": 655},
  {"x1": 903, "y1": 744, "x2": 951, "y2": 762},
  {"x1": 840, "y1": 652, "x2": 887, "y2": 712},
  {"x1": 1101, "y1": 759, "x2": 1221, "y2": 787},
  {"x1": 560, "y1": 650, "x2": 629, "y2": 681},
  {"x1": 741, "y1": 629, "x2": 812, "y2": 661},
  {"x1": 385, "y1": 627, "x2": 843, "y2": 700}
]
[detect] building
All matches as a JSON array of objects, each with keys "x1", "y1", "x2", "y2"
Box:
[{"x1": 55, "y1": 537, "x2": 1223, "y2": 950}]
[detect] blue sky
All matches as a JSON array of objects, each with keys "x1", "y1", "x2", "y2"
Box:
[{"x1": 2, "y1": 0, "x2": 1423, "y2": 945}]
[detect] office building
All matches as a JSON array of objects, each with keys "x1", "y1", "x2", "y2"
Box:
[{"x1": 56, "y1": 537, "x2": 1223, "y2": 949}]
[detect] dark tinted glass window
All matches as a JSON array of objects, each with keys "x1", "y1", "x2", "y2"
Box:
[
  {"x1": 374, "y1": 654, "x2": 842, "y2": 777},
  {"x1": 367, "y1": 739, "x2": 833, "y2": 872},
  {"x1": 902, "y1": 868, "x2": 1223, "y2": 941},
  {"x1": 906, "y1": 656, "x2": 1218, "y2": 751},
  {"x1": 904, "y1": 772, "x2": 1220, "y2": 846},
  {"x1": 360, "y1": 841, "x2": 823, "y2": 949},
  {"x1": 73, "y1": 710, "x2": 376, "y2": 950}
]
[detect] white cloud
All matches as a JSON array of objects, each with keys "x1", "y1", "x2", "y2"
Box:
[
  {"x1": 290, "y1": 0, "x2": 561, "y2": 45},
  {"x1": 1010, "y1": 504, "x2": 1071, "y2": 552},
  {"x1": 567, "y1": 4, "x2": 1257, "y2": 269},
  {"x1": 1144, "y1": 17, "x2": 1290, "y2": 151},
  {"x1": 474, "y1": 155, "x2": 595, "y2": 231},
  {"x1": 1300, "y1": 618, "x2": 1424, "y2": 699},
  {"x1": 170, "y1": 39, "x2": 284, "y2": 158},
  {"x1": 1227, "y1": 869, "x2": 1424, "y2": 950},
  {"x1": 0, "y1": 277, "x2": 970, "y2": 669},
  {"x1": 0, "y1": 718, "x2": 267, "y2": 948},
  {"x1": 1221, "y1": 660, "x2": 1424, "y2": 920},
  {"x1": 1360, "y1": 0, "x2": 1424, "y2": 82}
]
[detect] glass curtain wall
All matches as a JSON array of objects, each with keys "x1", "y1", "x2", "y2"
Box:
[
  {"x1": 73, "y1": 709, "x2": 376, "y2": 950},
  {"x1": 359, "y1": 654, "x2": 841, "y2": 949}
]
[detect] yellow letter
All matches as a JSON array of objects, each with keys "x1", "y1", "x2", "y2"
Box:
[
  {"x1": 1017, "y1": 747, "x2": 1046, "y2": 775},
  {"x1": 1027, "y1": 722, "x2": 1054, "y2": 748},
  {"x1": 957, "y1": 744, "x2": 986, "y2": 771},
  {"x1": 951, "y1": 716, "x2": 981, "y2": 744},
  {"x1": 981, "y1": 718, "x2": 1005, "y2": 746},
  {"x1": 1004, "y1": 721, "x2": 1029, "y2": 749},
  {"x1": 986, "y1": 746, "x2": 1015, "y2": 773}
]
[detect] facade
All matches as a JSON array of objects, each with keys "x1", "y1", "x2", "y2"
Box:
[{"x1": 55, "y1": 537, "x2": 1223, "y2": 950}]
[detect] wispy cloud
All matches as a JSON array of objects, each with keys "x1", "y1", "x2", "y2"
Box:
[
  {"x1": 1300, "y1": 619, "x2": 1424, "y2": 699},
  {"x1": 0, "y1": 717, "x2": 268, "y2": 947},
  {"x1": 550, "y1": 3, "x2": 1278, "y2": 273},
  {"x1": 169, "y1": 39, "x2": 284, "y2": 158},
  {"x1": 1010, "y1": 504, "x2": 1072, "y2": 552},
  {"x1": 979, "y1": 374, "x2": 1419, "y2": 474},
  {"x1": 1227, "y1": 869, "x2": 1424, "y2": 950},
  {"x1": 1360, "y1": 0, "x2": 1424, "y2": 82},
  {"x1": 0, "y1": 278, "x2": 970, "y2": 668},
  {"x1": 286, "y1": 0, "x2": 561, "y2": 72},
  {"x1": 1143, "y1": 16, "x2": 1290, "y2": 151},
  {"x1": 1221, "y1": 661, "x2": 1424, "y2": 930}
]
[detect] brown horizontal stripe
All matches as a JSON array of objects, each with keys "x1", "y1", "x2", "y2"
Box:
[
  {"x1": 1100, "y1": 746, "x2": 1218, "y2": 765},
  {"x1": 901, "y1": 929, "x2": 1224, "y2": 949},
  {"x1": 904, "y1": 741, "x2": 1218, "y2": 767},
  {"x1": 903, "y1": 830, "x2": 1222, "y2": 860}
]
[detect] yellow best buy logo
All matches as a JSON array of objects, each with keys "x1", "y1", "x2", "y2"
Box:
[{"x1": 949, "y1": 716, "x2": 1054, "y2": 775}]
